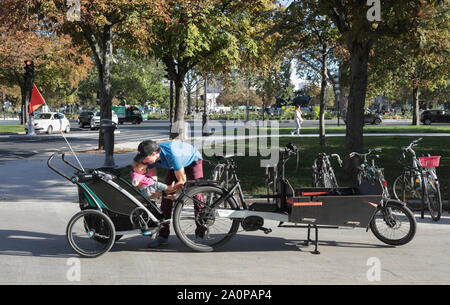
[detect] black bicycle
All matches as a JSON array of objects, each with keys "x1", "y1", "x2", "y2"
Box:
[{"x1": 392, "y1": 138, "x2": 442, "y2": 221}]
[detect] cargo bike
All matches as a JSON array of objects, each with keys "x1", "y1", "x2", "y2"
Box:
[{"x1": 172, "y1": 143, "x2": 417, "y2": 254}]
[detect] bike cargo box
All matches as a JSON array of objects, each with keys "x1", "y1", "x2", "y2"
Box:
[{"x1": 289, "y1": 187, "x2": 381, "y2": 227}]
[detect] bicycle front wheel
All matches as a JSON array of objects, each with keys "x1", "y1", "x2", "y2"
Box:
[
  {"x1": 392, "y1": 173, "x2": 422, "y2": 207},
  {"x1": 173, "y1": 185, "x2": 240, "y2": 252},
  {"x1": 424, "y1": 173, "x2": 442, "y2": 221},
  {"x1": 369, "y1": 200, "x2": 416, "y2": 246}
]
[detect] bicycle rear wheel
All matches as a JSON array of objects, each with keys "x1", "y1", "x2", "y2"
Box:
[
  {"x1": 66, "y1": 209, "x2": 116, "y2": 258},
  {"x1": 173, "y1": 185, "x2": 240, "y2": 252},
  {"x1": 369, "y1": 200, "x2": 416, "y2": 246},
  {"x1": 424, "y1": 172, "x2": 442, "y2": 221}
]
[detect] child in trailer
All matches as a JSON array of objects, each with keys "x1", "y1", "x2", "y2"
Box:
[{"x1": 130, "y1": 156, "x2": 177, "y2": 200}]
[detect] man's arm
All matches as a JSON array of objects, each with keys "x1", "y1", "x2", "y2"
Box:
[{"x1": 174, "y1": 168, "x2": 187, "y2": 189}]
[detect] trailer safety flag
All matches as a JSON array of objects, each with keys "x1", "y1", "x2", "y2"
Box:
[{"x1": 29, "y1": 84, "x2": 46, "y2": 114}]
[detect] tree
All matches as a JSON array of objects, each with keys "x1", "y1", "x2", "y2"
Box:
[
  {"x1": 269, "y1": 1, "x2": 341, "y2": 147},
  {"x1": 368, "y1": 2, "x2": 449, "y2": 124},
  {"x1": 317, "y1": 0, "x2": 442, "y2": 170},
  {"x1": 0, "y1": 0, "x2": 91, "y2": 123},
  {"x1": 140, "y1": 0, "x2": 278, "y2": 139},
  {"x1": 41, "y1": 0, "x2": 168, "y2": 149}
]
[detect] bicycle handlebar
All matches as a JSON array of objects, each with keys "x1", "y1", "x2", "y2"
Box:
[
  {"x1": 330, "y1": 154, "x2": 343, "y2": 167},
  {"x1": 401, "y1": 138, "x2": 422, "y2": 157},
  {"x1": 349, "y1": 148, "x2": 382, "y2": 159}
]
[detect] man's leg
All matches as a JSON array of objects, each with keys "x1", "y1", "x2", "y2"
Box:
[
  {"x1": 184, "y1": 160, "x2": 206, "y2": 237},
  {"x1": 159, "y1": 170, "x2": 177, "y2": 239}
]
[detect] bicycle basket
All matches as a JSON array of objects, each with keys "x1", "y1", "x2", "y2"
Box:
[{"x1": 418, "y1": 156, "x2": 440, "y2": 168}]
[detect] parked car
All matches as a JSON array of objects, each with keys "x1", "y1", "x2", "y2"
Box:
[
  {"x1": 25, "y1": 112, "x2": 71, "y2": 134},
  {"x1": 78, "y1": 110, "x2": 96, "y2": 128},
  {"x1": 421, "y1": 110, "x2": 450, "y2": 125},
  {"x1": 344, "y1": 109, "x2": 382, "y2": 125},
  {"x1": 364, "y1": 110, "x2": 383, "y2": 125},
  {"x1": 89, "y1": 110, "x2": 119, "y2": 130}
]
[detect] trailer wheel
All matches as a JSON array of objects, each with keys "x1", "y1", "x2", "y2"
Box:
[{"x1": 66, "y1": 209, "x2": 116, "y2": 258}]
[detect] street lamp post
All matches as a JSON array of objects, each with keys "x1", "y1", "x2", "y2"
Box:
[
  {"x1": 202, "y1": 76, "x2": 209, "y2": 136},
  {"x1": 24, "y1": 60, "x2": 36, "y2": 135}
]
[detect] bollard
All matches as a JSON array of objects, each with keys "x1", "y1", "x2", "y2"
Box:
[{"x1": 101, "y1": 119, "x2": 116, "y2": 168}]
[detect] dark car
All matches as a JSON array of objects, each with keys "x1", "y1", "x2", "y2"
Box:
[
  {"x1": 421, "y1": 110, "x2": 450, "y2": 125},
  {"x1": 364, "y1": 110, "x2": 383, "y2": 125},
  {"x1": 78, "y1": 110, "x2": 96, "y2": 128},
  {"x1": 344, "y1": 109, "x2": 382, "y2": 125}
]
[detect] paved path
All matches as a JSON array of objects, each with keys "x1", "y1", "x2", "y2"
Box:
[{"x1": 0, "y1": 152, "x2": 450, "y2": 285}]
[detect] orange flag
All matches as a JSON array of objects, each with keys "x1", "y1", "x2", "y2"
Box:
[{"x1": 29, "y1": 84, "x2": 46, "y2": 114}]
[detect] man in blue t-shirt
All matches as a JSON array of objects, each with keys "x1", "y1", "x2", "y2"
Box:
[{"x1": 135, "y1": 140, "x2": 204, "y2": 246}]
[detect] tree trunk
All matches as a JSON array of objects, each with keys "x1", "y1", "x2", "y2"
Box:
[
  {"x1": 20, "y1": 84, "x2": 27, "y2": 125},
  {"x1": 195, "y1": 84, "x2": 199, "y2": 113},
  {"x1": 262, "y1": 94, "x2": 265, "y2": 122},
  {"x1": 344, "y1": 40, "x2": 371, "y2": 172},
  {"x1": 186, "y1": 89, "x2": 192, "y2": 115},
  {"x1": 169, "y1": 80, "x2": 174, "y2": 124},
  {"x1": 97, "y1": 26, "x2": 113, "y2": 151},
  {"x1": 319, "y1": 44, "x2": 327, "y2": 148},
  {"x1": 412, "y1": 86, "x2": 420, "y2": 125},
  {"x1": 170, "y1": 77, "x2": 186, "y2": 140},
  {"x1": 246, "y1": 79, "x2": 250, "y2": 122}
]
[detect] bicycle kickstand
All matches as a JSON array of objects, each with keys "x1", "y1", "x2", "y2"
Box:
[{"x1": 305, "y1": 224, "x2": 320, "y2": 255}]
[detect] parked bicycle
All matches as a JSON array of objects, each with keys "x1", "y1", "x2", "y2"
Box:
[
  {"x1": 312, "y1": 152, "x2": 342, "y2": 188},
  {"x1": 350, "y1": 148, "x2": 389, "y2": 194},
  {"x1": 349, "y1": 148, "x2": 416, "y2": 245},
  {"x1": 392, "y1": 138, "x2": 442, "y2": 221}
]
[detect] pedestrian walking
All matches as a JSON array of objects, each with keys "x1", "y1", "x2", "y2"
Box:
[{"x1": 291, "y1": 105, "x2": 303, "y2": 136}]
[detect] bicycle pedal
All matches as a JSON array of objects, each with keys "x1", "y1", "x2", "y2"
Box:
[{"x1": 260, "y1": 227, "x2": 272, "y2": 234}]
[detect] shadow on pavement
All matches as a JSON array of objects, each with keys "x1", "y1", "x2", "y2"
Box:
[{"x1": 0, "y1": 229, "x2": 73, "y2": 258}]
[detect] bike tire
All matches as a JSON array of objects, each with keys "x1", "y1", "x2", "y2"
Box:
[
  {"x1": 312, "y1": 168, "x2": 318, "y2": 187},
  {"x1": 369, "y1": 200, "x2": 416, "y2": 246},
  {"x1": 66, "y1": 209, "x2": 116, "y2": 258},
  {"x1": 173, "y1": 185, "x2": 240, "y2": 252},
  {"x1": 424, "y1": 172, "x2": 442, "y2": 221}
]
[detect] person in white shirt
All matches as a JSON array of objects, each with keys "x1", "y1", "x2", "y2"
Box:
[{"x1": 291, "y1": 105, "x2": 303, "y2": 135}]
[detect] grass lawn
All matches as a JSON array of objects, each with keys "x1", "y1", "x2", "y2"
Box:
[
  {"x1": 0, "y1": 125, "x2": 24, "y2": 133},
  {"x1": 220, "y1": 124, "x2": 450, "y2": 136},
  {"x1": 119, "y1": 135, "x2": 449, "y2": 200}
]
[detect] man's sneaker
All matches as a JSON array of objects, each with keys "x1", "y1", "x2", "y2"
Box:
[
  {"x1": 141, "y1": 230, "x2": 153, "y2": 237},
  {"x1": 148, "y1": 237, "x2": 168, "y2": 247}
]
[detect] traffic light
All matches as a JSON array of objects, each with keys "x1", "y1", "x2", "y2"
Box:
[{"x1": 24, "y1": 60, "x2": 34, "y2": 77}]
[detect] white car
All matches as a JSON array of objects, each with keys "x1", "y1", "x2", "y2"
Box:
[
  {"x1": 90, "y1": 110, "x2": 119, "y2": 130},
  {"x1": 25, "y1": 112, "x2": 71, "y2": 134}
]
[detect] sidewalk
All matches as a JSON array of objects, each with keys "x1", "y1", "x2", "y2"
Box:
[{"x1": 1, "y1": 132, "x2": 449, "y2": 285}]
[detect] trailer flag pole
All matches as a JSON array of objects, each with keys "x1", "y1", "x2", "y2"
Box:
[{"x1": 60, "y1": 130, "x2": 85, "y2": 172}]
